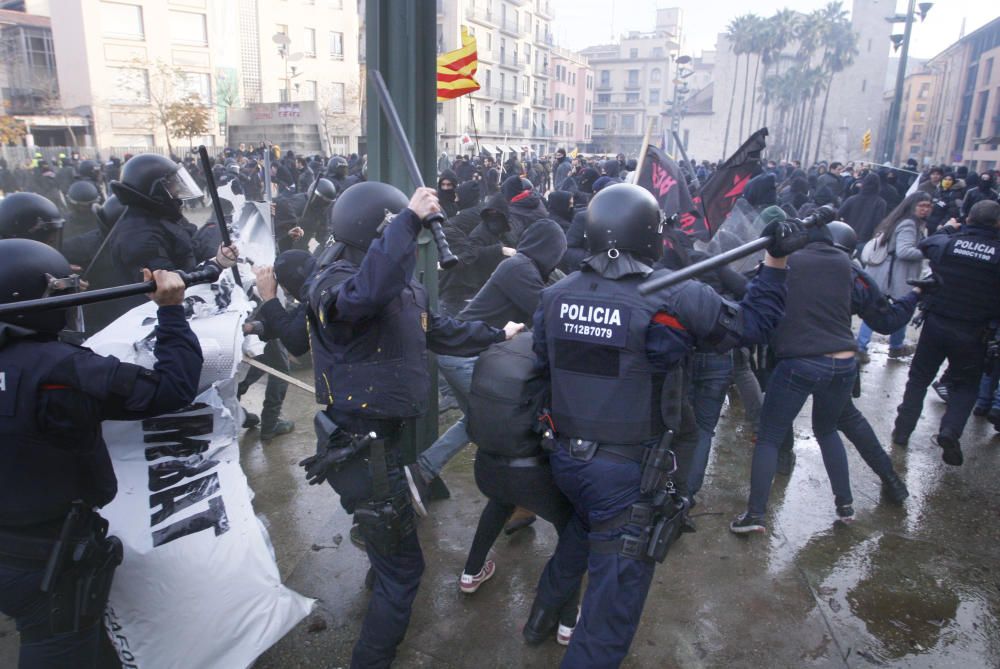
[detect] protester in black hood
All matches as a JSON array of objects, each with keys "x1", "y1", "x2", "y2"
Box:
[
  {"x1": 742, "y1": 172, "x2": 777, "y2": 211},
  {"x1": 838, "y1": 173, "x2": 887, "y2": 244},
  {"x1": 459, "y1": 218, "x2": 567, "y2": 327},
  {"x1": 437, "y1": 169, "x2": 459, "y2": 218},
  {"x1": 455, "y1": 179, "x2": 481, "y2": 212},
  {"x1": 781, "y1": 176, "x2": 810, "y2": 212},
  {"x1": 439, "y1": 192, "x2": 514, "y2": 315},
  {"x1": 546, "y1": 190, "x2": 575, "y2": 231},
  {"x1": 559, "y1": 173, "x2": 616, "y2": 273},
  {"x1": 878, "y1": 169, "x2": 903, "y2": 210},
  {"x1": 962, "y1": 172, "x2": 998, "y2": 220},
  {"x1": 601, "y1": 159, "x2": 621, "y2": 180},
  {"x1": 501, "y1": 175, "x2": 548, "y2": 241},
  {"x1": 798, "y1": 184, "x2": 836, "y2": 218}
]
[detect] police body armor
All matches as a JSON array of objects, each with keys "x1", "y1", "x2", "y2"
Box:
[
  {"x1": 541, "y1": 270, "x2": 665, "y2": 445},
  {"x1": 924, "y1": 229, "x2": 1000, "y2": 324},
  {"x1": 0, "y1": 339, "x2": 117, "y2": 526},
  {"x1": 306, "y1": 261, "x2": 430, "y2": 420}
]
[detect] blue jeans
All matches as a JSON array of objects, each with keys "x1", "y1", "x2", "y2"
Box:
[
  {"x1": 416, "y1": 355, "x2": 476, "y2": 479},
  {"x1": 975, "y1": 369, "x2": 1000, "y2": 411},
  {"x1": 0, "y1": 562, "x2": 103, "y2": 668},
  {"x1": 748, "y1": 356, "x2": 857, "y2": 517},
  {"x1": 857, "y1": 321, "x2": 905, "y2": 351},
  {"x1": 687, "y1": 351, "x2": 734, "y2": 496}
]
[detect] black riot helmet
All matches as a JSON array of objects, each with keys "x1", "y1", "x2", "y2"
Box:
[
  {"x1": 67, "y1": 180, "x2": 101, "y2": 208},
  {"x1": 328, "y1": 181, "x2": 408, "y2": 252},
  {"x1": 77, "y1": 159, "x2": 101, "y2": 181},
  {"x1": 95, "y1": 195, "x2": 126, "y2": 234},
  {"x1": 826, "y1": 221, "x2": 858, "y2": 255},
  {"x1": 0, "y1": 238, "x2": 79, "y2": 333},
  {"x1": 327, "y1": 156, "x2": 349, "y2": 179},
  {"x1": 585, "y1": 183, "x2": 663, "y2": 260},
  {"x1": 309, "y1": 177, "x2": 337, "y2": 203},
  {"x1": 0, "y1": 192, "x2": 64, "y2": 245},
  {"x1": 110, "y1": 153, "x2": 202, "y2": 217}
]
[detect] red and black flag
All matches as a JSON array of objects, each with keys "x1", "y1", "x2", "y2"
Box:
[
  {"x1": 698, "y1": 128, "x2": 768, "y2": 239},
  {"x1": 636, "y1": 145, "x2": 703, "y2": 235}
]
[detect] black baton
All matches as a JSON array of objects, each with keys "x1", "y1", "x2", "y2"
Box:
[
  {"x1": 368, "y1": 70, "x2": 459, "y2": 269},
  {"x1": 198, "y1": 145, "x2": 243, "y2": 286},
  {"x1": 639, "y1": 205, "x2": 837, "y2": 294}
]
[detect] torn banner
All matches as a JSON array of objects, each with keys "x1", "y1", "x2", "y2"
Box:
[{"x1": 85, "y1": 277, "x2": 312, "y2": 669}]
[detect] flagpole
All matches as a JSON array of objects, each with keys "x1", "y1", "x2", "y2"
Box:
[
  {"x1": 671, "y1": 129, "x2": 700, "y2": 191},
  {"x1": 631, "y1": 118, "x2": 656, "y2": 185},
  {"x1": 469, "y1": 99, "x2": 481, "y2": 157}
]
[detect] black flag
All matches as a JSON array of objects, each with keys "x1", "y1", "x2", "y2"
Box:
[
  {"x1": 636, "y1": 145, "x2": 703, "y2": 236},
  {"x1": 698, "y1": 128, "x2": 768, "y2": 239}
]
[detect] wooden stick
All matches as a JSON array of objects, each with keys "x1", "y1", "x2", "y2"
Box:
[
  {"x1": 243, "y1": 354, "x2": 315, "y2": 394},
  {"x1": 631, "y1": 118, "x2": 656, "y2": 185}
]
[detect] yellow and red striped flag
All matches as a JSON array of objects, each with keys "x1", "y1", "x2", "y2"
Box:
[{"x1": 437, "y1": 26, "x2": 480, "y2": 101}]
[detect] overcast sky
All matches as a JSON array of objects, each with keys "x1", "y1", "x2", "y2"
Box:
[{"x1": 551, "y1": 0, "x2": 996, "y2": 61}]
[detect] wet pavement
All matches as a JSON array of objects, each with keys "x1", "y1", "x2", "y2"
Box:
[{"x1": 2, "y1": 330, "x2": 998, "y2": 668}]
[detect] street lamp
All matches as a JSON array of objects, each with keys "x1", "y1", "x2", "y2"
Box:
[
  {"x1": 882, "y1": 0, "x2": 933, "y2": 163},
  {"x1": 273, "y1": 32, "x2": 303, "y2": 103},
  {"x1": 667, "y1": 54, "x2": 692, "y2": 155}
]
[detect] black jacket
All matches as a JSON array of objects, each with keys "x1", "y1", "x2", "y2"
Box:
[
  {"x1": 507, "y1": 192, "x2": 549, "y2": 242},
  {"x1": 439, "y1": 197, "x2": 508, "y2": 313},
  {"x1": 838, "y1": 174, "x2": 887, "y2": 244},
  {"x1": 459, "y1": 218, "x2": 566, "y2": 328}
]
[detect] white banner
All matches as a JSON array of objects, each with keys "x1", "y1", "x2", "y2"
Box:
[{"x1": 85, "y1": 260, "x2": 311, "y2": 667}]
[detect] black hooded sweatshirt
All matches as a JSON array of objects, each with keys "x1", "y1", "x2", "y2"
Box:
[
  {"x1": 837, "y1": 173, "x2": 887, "y2": 244},
  {"x1": 438, "y1": 192, "x2": 511, "y2": 314},
  {"x1": 501, "y1": 176, "x2": 549, "y2": 241},
  {"x1": 546, "y1": 190, "x2": 574, "y2": 231},
  {"x1": 459, "y1": 218, "x2": 567, "y2": 328},
  {"x1": 437, "y1": 168, "x2": 460, "y2": 218}
]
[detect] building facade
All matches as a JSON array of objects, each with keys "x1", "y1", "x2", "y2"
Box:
[
  {"x1": 549, "y1": 46, "x2": 592, "y2": 152},
  {"x1": 886, "y1": 69, "x2": 936, "y2": 166},
  {"x1": 436, "y1": 0, "x2": 558, "y2": 158},
  {"x1": 581, "y1": 8, "x2": 684, "y2": 155},
  {"x1": 920, "y1": 17, "x2": 1000, "y2": 171}
]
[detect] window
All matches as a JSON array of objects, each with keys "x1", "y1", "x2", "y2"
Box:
[
  {"x1": 522, "y1": 76, "x2": 529, "y2": 96},
  {"x1": 594, "y1": 114, "x2": 606, "y2": 130},
  {"x1": 485, "y1": 105, "x2": 491, "y2": 128},
  {"x1": 650, "y1": 68, "x2": 661, "y2": 83},
  {"x1": 101, "y1": 2, "x2": 144, "y2": 40},
  {"x1": 919, "y1": 82, "x2": 931, "y2": 98},
  {"x1": 499, "y1": 72, "x2": 505, "y2": 95},
  {"x1": 327, "y1": 82, "x2": 345, "y2": 111},
  {"x1": 652, "y1": 47, "x2": 663, "y2": 58},
  {"x1": 585, "y1": 123, "x2": 590, "y2": 139},
  {"x1": 113, "y1": 134, "x2": 154, "y2": 146},
  {"x1": 522, "y1": 111, "x2": 529, "y2": 129},
  {"x1": 621, "y1": 114, "x2": 635, "y2": 130},
  {"x1": 108, "y1": 67, "x2": 149, "y2": 103},
  {"x1": 599, "y1": 70, "x2": 610, "y2": 87},
  {"x1": 179, "y1": 72, "x2": 212, "y2": 103},
  {"x1": 169, "y1": 11, "x2": 207, "y2": 46},
  {"x1": 983, "y1": 58, "x2": 993, "y2": 85},
  {"x1": 300, "y1": 80, "x2": 317, "y2": 100},
  {"x1": 499, "y1": 108, "x2": 505, "y2": 130},
  {"x1": 525, "y1": 44, "x2": 531, "y2": 64},
  {"x1": 649, "y1": 89, "x2": 660, "y2": 104},
  {"x1": 303, "y1": 28, "x2": 316, "y2": 57},
  {"x1": 586, "y1": 100, "x2": 591, "y2": 112},
  {"x1": 629, "y1": 48, "x2": 638, "y2": 58},
  {"x1": 597, "y1": 93, "x2": 610, "y2": 103},
  {"x1": 485, "y1": 69, "x2": 492, "y2": 90},
  {"x1": 329, "y1": 31, "x2": 344, "y2": 59},
  {"x1": 626, "y1": 92, "x2": 639, "y2": 103},
  {"x1": 627, "y1": 70, "x2": 639, "y2": 86},
  {"x1": 512, "y1": 110, "x2": 517, "y2": 131},
  {"x1": 513, "y1": 42, "x2": 518, "y2": 65},
  {"x1": 586, "y1": 74, "x2": 593, "y2": 90}
]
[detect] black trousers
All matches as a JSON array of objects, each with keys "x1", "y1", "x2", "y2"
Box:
[
  {"x1": 237, "y1": 339, "x2": 289, "y2": 431},
  {"x1": 895, "y1": 313, "x2": 987, "y2": 441},
  {"x1": 464, "y1": 452, "x2": 574, "y2": 575}
]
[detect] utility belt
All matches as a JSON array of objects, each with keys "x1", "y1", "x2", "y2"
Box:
[
  {"x1": 0, "y1": 502, "x2": 122, "y2": 639},
  {"x1": 554, "y1": 429, "x2": 693, "y2": 564},
  {"x1": 479, "y1": 451, "x2": 549, "y2": 468},
  {"x1": 314, "y1": 412, "x2": 416, "y2": 555}
]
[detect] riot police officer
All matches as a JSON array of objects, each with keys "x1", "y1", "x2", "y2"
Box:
[
  {"x1": 273, "y1": 177, "x2": 336, "y2": 252},
  {"x1": 533, "y1": 183, "x2": 798, "y2": 667},
  {"x1": 0, "y1": 192, "x2": 64, "y2": 247},
  {"x1": 893, "y1": 201, "x2": 1000, "y2": 465},
  {"x1": 297, "y1": 181, "x2": 521, "y2": 668},
  {"x1": 75, "y1": 159, "x2": 105, "y2": 203},
  {"x1": 326, "y1": 155, "x2": 359, "y2": 194},
  {"x1": 63, "y1": 181, "x2": 102, "y2": 242},
  {"x1": 0, "y1": 239, "x2": 202, "y2": 668}
]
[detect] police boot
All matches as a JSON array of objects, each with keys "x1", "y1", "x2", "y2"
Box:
[
  {"x1": 880, "y1": 472, "x2": 909, "y2": 504},
  {"x1": 556, "y1": 592, "x2": 581, "y2": 646},
  {"x1": 935, "y1": 433, "x2": 963, "y2": 466},
  {"x1": 523, "y1": 598, "x2": 561, "y2": 646}
]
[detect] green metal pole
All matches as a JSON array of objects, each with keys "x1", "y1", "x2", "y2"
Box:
[{"x1": 366, "y1": 0, "x2": 444, "y2": 483}]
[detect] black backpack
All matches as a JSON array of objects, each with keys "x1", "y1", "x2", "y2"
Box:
[{"x1": 467, "y1": 332, "x2": 546, "y2": 458}]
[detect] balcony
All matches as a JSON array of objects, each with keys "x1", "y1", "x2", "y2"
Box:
[
  {"x1": 537, "y1": 2, "x2": 553, "y2": 19},
  {"x1": 478, "y1": 48, "x2": 496, "y2": 63},
  {"x1": 624, "y1": 82, "x2": 641, "y2": 90},
  {"x1": 534, "y1": 63, "x2": 549, "y2": 77},
  {"x1": 498, "y1": 55, "x2": 520, "y2": 71},
  {"x1": 464, "y1": 6, "x2": 497, "y2": 26},
  {"x1": 499, "y1": 16, "x2": 520, "y2": 36},
  {"x1": 596, "y1": 83, "x2": 612, "y2": 91}
]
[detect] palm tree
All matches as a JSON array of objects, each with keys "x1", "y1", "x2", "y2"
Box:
[
  {"x1": 737, "y1": 14, "x2": 763, "y2": 142},
  {"x1": 759, "y1": 9, "x2": 799, "y2": 132},
  {"x1": 813, "y1": 4, "x2": 858, "y2": 164},
  {"x1": 746, "y1": 17, "x2": 770, "y2": 134},
  {"x1": 722, "y1": 14, "x2": 754, "y2": 157}
]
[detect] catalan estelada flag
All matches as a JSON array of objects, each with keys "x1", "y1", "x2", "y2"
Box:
[{"x1": 437, "y1": 26, "x2": 480, "y2": 101}]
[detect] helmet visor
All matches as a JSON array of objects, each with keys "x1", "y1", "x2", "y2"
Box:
[{"x1": 163, "y1": 165, "x2": 203, "y2": 200}]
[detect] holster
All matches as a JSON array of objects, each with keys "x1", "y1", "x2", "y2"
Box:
[
  {"x1": 313, "y1": 411, "x2": 372, "y2": 470},
  {"x1": 40, "y1": 502, "x2": 123, "y2": 636},
  {"x1": 354, "y1": 438, "x2": 415, "y2": 556}
]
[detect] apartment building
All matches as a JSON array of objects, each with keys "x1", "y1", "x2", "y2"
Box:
[
  {"x1": 580, "y1": 8, "x2": 683, "y2": 155},
  {"x1": 550, "y1": 45, "x2": 593, "y2": 151},
  {"x1": 436, "y1": 0, "x2": 558, "y2": 157}
]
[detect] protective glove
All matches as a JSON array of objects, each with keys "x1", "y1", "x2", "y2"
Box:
[
  {"x1": 299, "y1": 448, "x2": 342, "y2": 486},
  {"x1": 907, "y1": 272, "x2": 942, "y2": 294},
  {"x1": 760, "y1": 218, "x2": 809, "y2": 258},
  {"x1": 215, "y1": 243, "x2": 239, "y2": 269}
]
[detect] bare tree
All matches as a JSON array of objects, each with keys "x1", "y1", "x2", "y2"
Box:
[{"x1": 317, "y1": 81, "x2": 361, "y2": 155}]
